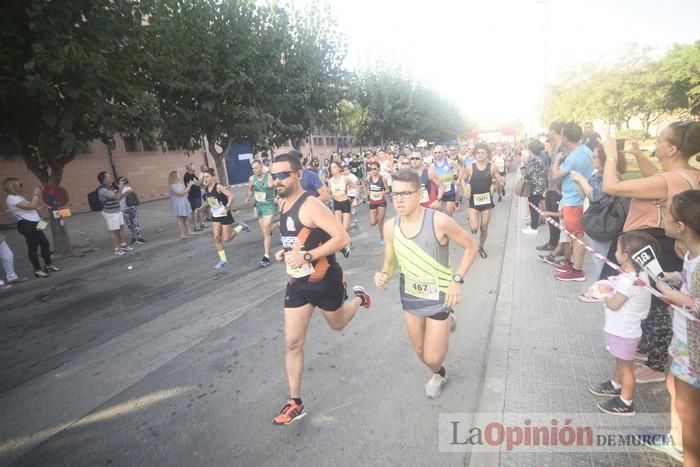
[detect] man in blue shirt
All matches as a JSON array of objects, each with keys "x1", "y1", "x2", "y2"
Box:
[{"x1": 550, "y1": 122, "x2": 593, "y2": 282}]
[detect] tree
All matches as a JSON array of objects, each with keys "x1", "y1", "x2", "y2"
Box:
[
  {"x1": 659, "y1": 41, "x2": 700, "y2": 118},
  {"x1": 0, "y1": 0, "x2": 160, "y2": 254}
]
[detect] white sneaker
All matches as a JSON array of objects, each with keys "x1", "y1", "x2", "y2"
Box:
[
  {"x1": 425, "y1": 373, "x2": 448, "y2": 399},
  {"x1": 214, "y1": 260, "x2": 228, "y2": 270},
  {"x1": 114, "y1": 248, "x2": 126, "y2": 256},
  {"x1": 521, "y1": 226, "x2": 538, "y2": 235}
]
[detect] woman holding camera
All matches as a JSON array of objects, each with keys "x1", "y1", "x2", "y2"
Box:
[{"x1": 3, "y1": 178, "x2": 60, "y2": 278}]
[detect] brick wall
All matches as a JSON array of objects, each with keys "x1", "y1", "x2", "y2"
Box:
[{"x1": 0, "y1": 140, "x2": 208, "y2": 225}]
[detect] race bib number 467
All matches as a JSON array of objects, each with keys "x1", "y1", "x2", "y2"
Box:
[{"x1": 404, "y1": 272, "x2": 439, "y2": 301}]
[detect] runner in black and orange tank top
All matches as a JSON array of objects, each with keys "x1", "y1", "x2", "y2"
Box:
[{"x1": 269, "y1": 153, "x2": 373, "y2": 426}]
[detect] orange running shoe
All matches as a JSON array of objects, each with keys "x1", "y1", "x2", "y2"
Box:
[{"x1": 272, "y1": 399, "x2": 306, "y2": 425}]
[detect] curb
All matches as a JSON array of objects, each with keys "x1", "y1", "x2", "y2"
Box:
[{"x1": 464, "y1": 186, "x2": 518, "y2": 467}]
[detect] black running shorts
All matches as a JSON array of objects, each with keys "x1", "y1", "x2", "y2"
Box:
[
  {"x1": 333, "y1": 199, "x2": 352, "y2": 214},
  {"x1": 284, "y1": 263, "x2": 347, "y2": 312}
]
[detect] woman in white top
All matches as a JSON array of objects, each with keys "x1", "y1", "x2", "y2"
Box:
[
  {"x1": 327, "y1": 161, "x2": 356, "y2": 257},
  {"x1": 2, "y1": 178, "x2": 60, "y2": 278}
]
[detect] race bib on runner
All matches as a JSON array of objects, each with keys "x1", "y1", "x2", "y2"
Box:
[
  {"x1": 404, "y1": 272, "x2": 439, "y2": 301},
  {"x1": 254, "y1": 191, "x2": 267, "y2": 203},
  {"x1": 207, "y1": 197, "x2": 228, "y2": 217},
  {"x1": 370, "y1": 191, "x2": 384, "y2": 201},
  {"x1": 473, "y1": 192, "x2": 492, "y2": 206},
  {"x1": 286, "y1": 261, "x2": 315, "y2": 279},
  {"x1": 420, "y1": 187, "x2": 429, "y2": 204},
  {"x1": 443, "y1": 182, "x2": 453, "y2": 193}
]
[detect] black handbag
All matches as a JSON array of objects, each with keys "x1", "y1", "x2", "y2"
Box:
[{"x1": 582, "y1": 196, "x2": 630, "y2": 242}]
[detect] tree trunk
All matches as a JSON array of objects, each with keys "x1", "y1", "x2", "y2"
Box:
[
  {"x1": 48, "y1": 208, "x2": 72, "y2": 255},
  {"x1": 213, "y1": 153, "x2": 228, "y2": 186}
]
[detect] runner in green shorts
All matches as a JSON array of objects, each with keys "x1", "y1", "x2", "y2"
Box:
[{"x1": 247, "y1": 160, "x2": 277, "y2": 267}]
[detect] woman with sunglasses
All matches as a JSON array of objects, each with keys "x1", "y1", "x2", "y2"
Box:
[
  {"x1": 327, "y1": 161, "x2": 357, "y2": 257},
  {"x1": 3, "y1": 178, "x2": 59, "y2": 278},
  {"x1": 366, "y1": 161, "x2": 389, "y2": 246},
  {"x1": 601, "y1": 122, "x2": 700, "y2": 429},
  {"x1": 197, "y1": 169, "x2": 249, "y2": 269},
  {"x1": 460, "y1": 144, "x2": 505, "y2": 259}
]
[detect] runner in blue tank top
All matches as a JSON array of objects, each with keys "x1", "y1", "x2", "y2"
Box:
[
  {"x1": 432, "y1": 145, "x2": 460, "y2": 217},
  {"x1": 460, "y1": 144, "x2": 505, "y2": 259}
]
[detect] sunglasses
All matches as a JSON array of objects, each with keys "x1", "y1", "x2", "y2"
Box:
[
  {"x1": 671, "y1": 120, "x2": 693, "y2": 149},
  {"x1": 410, "y1": 157, "x2": 422, "y2": 161},
  {"x1": 270, "y1": 171, "x2": 296, "y2": 181}
]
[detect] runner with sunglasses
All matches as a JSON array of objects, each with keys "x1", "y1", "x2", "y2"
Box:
[
  {"x1": 432, "y1": 145, "x2": 459, "y2": 217},
  {"x1": 270, "y1": 153, "x2": 372, "y2": 425},
  {"x1": 374, "y1": 169, "x2": 478, "y2": 398},
  {"x1": 460, "y1": 144, "x2": 505, "y2": 259},
  {"x1": 366, "y1": 161, "x2": 389, "y2": 246}
]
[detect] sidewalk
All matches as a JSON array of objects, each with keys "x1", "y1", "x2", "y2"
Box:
[
  {"x1": 0, "y1": 184, "x2": 255, "y2": 276},
  {"x1": 469, "y1": 196, "x2": 678, "y2": 466}
]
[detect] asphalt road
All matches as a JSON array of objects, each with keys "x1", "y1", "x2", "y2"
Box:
[{"x1": 0, "y1": 190, "x2": 514, "y2": 467}]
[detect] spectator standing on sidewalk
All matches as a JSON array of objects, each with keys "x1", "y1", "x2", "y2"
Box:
[
  {"x1": 3, "y1": 178, "x2": 61, "y2": 276},
  {"x1": 520, "y1": 139, "x2": 548, "y2": 236},
  {"x1": 184, "y1": 164, "x2": 204, "y2": 231},
  {"x1": 602, "y1": 121, "x2": 700, "y2": 384},
  {"x1": 0, "y1": 232, "x2": 28, "y2": 289},
  {"x1": 537, "y1": 121, "x2": 565, "y2": 252},
  {"x1": 168, "y1": 170, "x2": 199, "y2": 240},
  {"x1": 549, "y1": 122, "x2": 594, "y2": 282},
  {"x1": 658, "y1": 189, "x2": 700, "y2": 465},
  {"x1": 97, "y1": 172, "x2": 134, "y2": 256},
  {"x1": 118, "y1": 177, "x2": 146, "y2": 245}
]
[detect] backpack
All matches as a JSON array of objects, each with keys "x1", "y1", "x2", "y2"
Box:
[
  {"x1": 87, "y1": 188, "x2": 102, "y2": 211},
  {"x1": 125, "y1": 190, "x2": 140, "y2": 207},
  {"x1": 582, "y1": 196, "x2": 630, "y2": 242}
]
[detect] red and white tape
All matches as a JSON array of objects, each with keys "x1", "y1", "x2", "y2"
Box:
[{"x1": 528, "y1": 201, "x2": 699, "y2": 322}]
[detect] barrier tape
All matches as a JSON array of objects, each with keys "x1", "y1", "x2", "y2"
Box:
[{"x1": 527, "y1": 201, "x2": 699, "y2": 323}]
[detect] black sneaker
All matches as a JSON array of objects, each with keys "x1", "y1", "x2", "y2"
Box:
[
  {"x1": 589, "y1": 381, "x2": 621, "y2": 397},
  {"x1": 537, "y1": 254, "x2": 559, "y2": 265},
  {"x1": 536, "y1": 243, "x2": 555, "y2": 251},
  {"x1": 479, "y1": 247, "x2": 488, "y2": 259},
  {"x1": 136, "y1": 238, "x2": 147, "y2": 244},
  {"x1": 341, "y1": 245, "x2": 351, "y2": 258},
  {"x1": 130, "y1": 238, "x2": 137, "y2": 245},
  {"x1": 259, "y1": 256, "x2": 270, "y2": 268},
  {"x1": 597, "y1": 396, "x2": 635, "y2": 416}
]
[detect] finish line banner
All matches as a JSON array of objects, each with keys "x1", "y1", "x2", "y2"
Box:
[{"x1": 439, "y1": 413, "x2": 674, "y2": 453}]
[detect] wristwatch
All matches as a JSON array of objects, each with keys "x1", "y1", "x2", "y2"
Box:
[
  {"x1": 452, "y1": 274, "x2": 464, "y2": 284},
  {"x1": 303, "y1": 252, "x2": 313, "y2": 263}
]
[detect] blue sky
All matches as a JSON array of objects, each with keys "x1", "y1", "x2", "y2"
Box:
[{"x1": 295, "y1": 0, "x2": 700, "y2": 127}]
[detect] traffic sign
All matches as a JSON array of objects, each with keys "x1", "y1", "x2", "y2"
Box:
[{"x1": 42, "y1": 185, "x2": 69, "y2": 209}]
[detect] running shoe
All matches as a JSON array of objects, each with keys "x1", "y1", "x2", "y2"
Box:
[
  {"x1": 596, "y1": 396, "x2": 635, "y2": 416},
  {"x1": 272, "y1": 399, "x2": 306, "y2": 425},
  {"x1": 341, "y1": 245, "x2": 351, "y2": 258},
  {"x1": 214, "y1": 260, "x2": 228, "y2": 270},
  {"x1": 130, "y1": 238, "x2": 137, "y2": 245},
  {"x1": 0, "y1": 283, "x2": 12, "y2": 290},
  {"x1": 553, "y1": 261, "x2": 573, "y2": 273},
  {"x1": 588, "y1": 380, "x2": 621, "y2": 397},
  {"x1": 114, "y1": 248, "x2": 126, "y2": 256},
  {"x1": 8, "y1": 276, "x2": 29, "y2": 284},
  {"x1": 633, "y1": 430, "x2": 684, "y2": 463},
  {"x1": 554, "y1": 269, "x2": 586, "y2": 282},
  {"x1": 352, "y1": 285, "x2": 372, "y2": 309},
  {"x1": 521, "y1": 226, "x2": 538, "y2": 235},
  {"x1": 120, "y1": 244, "x2": 135, "y2": 251},
  {"x1": 578, "y1": 292, "x2": 602, "y2": 303},
  {"x1": 479, "y1": 247, "x2": 488, "y2": 259},
  {"x1": 259, "y1": 256, "x2": 271, "y2": 268},
  {"x1": 536, "y1": 243, "x2": 555, "y2": 251},
  {"x1": 136, "y1": 238, "x2": 147, "y2": 244},
  {"x1": 537, "y1": 254, "x2": 558, "y2": 265},
  {"x1": 425, "y1": 373, "x2": 448, "y2": 399},
  {"x1": 237, "y1": 221, "x2": 250, "y2": 233},
  {"x1": 44, "y1": 264, "x2": 61, "y2": 272},
  {"x1": 379, "y1": 239, "x2": 385, "y2": 247},
  {"x1": 634, "y1": 364, "x2": 665, "y2": 384}
]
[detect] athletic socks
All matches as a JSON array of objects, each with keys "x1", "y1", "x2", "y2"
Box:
[
  {"x1": 218, "y1": 250, "x2": 227, "y2": 262},
  {"x1": 610, "y1": 379, "x2": 621, "y2": 390},
  {"x1": 620, "y1": 397, "x2": 633, "y2": 406},
  {"x1": 435, "y1": 366, "x2": 446, "y2": 378}
]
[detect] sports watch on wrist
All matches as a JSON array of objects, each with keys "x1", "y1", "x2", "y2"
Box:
[
  {"x1": 452, "y1": 274, "x2": 464, "y2": 284},
  {"x1": 303, "y1": 252, "x2": 313, "y2": 263}
]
